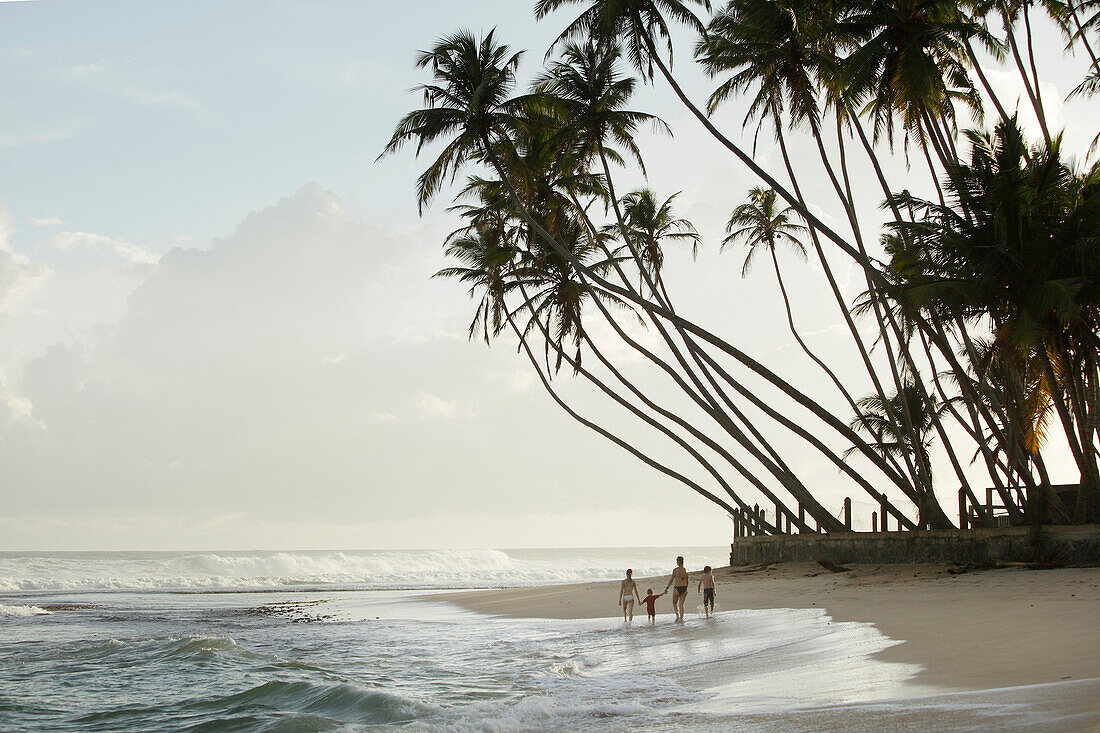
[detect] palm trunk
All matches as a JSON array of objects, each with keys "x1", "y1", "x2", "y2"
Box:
[
  {"x1": 768, "y1": 245, "x2": 862, "y2": 416},
  {"x1": 482, "y1": 134, "x2": 926, "y2": 520},
  {"x1": 505, "y1": 314, "x2": 741, "y2": 516},
  {"x1": 774, "y1": 120, "x2": 929, "y2": 506},
  {"x1": 963, "y1": 38, "x2": 1019, "y2": 137},
  {"x1": 1006, "y1": 26, "x2": 1053, "y2": 146}
]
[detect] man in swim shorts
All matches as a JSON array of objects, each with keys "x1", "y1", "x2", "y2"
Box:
[{"x1": 664, "y1": 556, "x2": 689, "y2": 621}]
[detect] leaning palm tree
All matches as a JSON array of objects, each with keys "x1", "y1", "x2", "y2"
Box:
[
  {"x1": 723, "y1": 186, "x2": 876, "y2": 420},
  {"x1": 380, "y1": 30, "x2": 524, "y2": 212},
  {"x1": 723, "y1": 188, "x2": 811, "y2": 345}
]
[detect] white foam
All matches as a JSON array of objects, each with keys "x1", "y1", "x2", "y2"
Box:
[{"x1": 0, "y1": 603, "x2": 52, "y2": 617}]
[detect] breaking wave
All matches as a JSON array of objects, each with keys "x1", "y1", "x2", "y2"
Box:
[{"x1": 0, "y1": 547, "x2": 717, "y2": 593}]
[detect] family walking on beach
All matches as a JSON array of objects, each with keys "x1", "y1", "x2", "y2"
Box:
[{"x1": 618, "y1": 556, "x2": 716, "y2": 623}]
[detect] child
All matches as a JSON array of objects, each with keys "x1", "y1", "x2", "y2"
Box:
[
  {"x1": 641, "y1": 588, "x2": 666, "y2": 623},
  {"x1": 698, "y1": 566, "x2": 716, "y2": 617}
]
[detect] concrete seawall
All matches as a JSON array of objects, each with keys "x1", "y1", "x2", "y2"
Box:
[{"x1": 730, "y1": 525, "x2": 1100, "y2": 566}]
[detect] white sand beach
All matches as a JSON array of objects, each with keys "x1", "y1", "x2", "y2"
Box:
[{"x1": 432, "y1": 562, "x2": 1100, "y2": 692}]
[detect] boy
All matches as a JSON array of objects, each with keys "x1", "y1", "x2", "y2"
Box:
[
  {"x1": 641, "y1": 588, "x2": 666, "y2": 623},
  {"x1": 698, "y1": 565, "x2": 716, "y2": 618}
]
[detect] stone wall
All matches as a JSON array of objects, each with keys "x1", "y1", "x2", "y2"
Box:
[{"x1": 729, "y1": 525, "x2": 1100, "y2": 566}]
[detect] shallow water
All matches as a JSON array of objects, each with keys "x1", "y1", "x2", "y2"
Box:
[{"x1": 2, "y1": 549, "x2": 1096, "y2": 731}]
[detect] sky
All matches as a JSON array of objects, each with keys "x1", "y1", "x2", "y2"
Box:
[{"x1": 1, "y1": 0, "x2": 1096, "y2": 550}]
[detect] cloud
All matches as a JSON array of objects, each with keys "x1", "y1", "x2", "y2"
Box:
[
  {"x1": 59, "y1": 59, "x2": 210, "y2": 121},
  {"x1": 45, "y1": 230, "x2": 158, "y2": 264},
  {"x1": 0, "y1": 207, "x2": 49, "y2": 423},
  {"x1": 0, "y1": 207, "x2": 48, "y2": 319},
  {"x1": 417, "y1": 391, "x2": 458, "y2": 418},
  {"x1": 0, "y1": 186, "x2": 731, "y2": 548},
  {"x1": 29, "y1": 216, "x2": 62, "y2": 227}
]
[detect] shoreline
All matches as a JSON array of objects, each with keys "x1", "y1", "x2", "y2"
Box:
[{"x1": 428, "y1": 562, "x2": 1100, "y2": 692}]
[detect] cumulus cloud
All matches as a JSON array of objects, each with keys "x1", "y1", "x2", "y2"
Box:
[
  {"x1": 0, "y1": 186, "x2": 736, "y2": 548},
  {"x1": 29, "y1": 216, "x2": 62, "y2": 227},
  {"x1": 0, "y1": 207, "x2": 49, "y2": 422}
]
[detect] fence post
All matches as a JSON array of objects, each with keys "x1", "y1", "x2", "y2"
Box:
[
  {"x1": 872, "y1": 511, "x2": 878, "y2": 533},
  {"x1": 958, "y1": 487, "x2": 968, "y2": 530},
  {"x1": 774, "y1": 502, "x2": 783, "y2": 534},
  {"x1": 798, "y1": 503, "x2": 805, "y2": 533},
  {"x1": 843, "y1": 497, "x2": 852, "y2": 530}
]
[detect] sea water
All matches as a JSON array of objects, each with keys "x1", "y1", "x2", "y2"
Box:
[{"x1": 1, "y1": 548, "x2": 1096, "y2": 732}]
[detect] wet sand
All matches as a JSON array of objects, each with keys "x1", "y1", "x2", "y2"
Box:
[{"x1": 430, "y1": 562, "x2": 1100, "y2": 691}]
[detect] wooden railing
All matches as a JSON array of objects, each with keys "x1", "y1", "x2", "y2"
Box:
[
  {"x1": 958, "y1": 483, "x2": 1079, "y2": 529},
  {"x1": 733, "y1": 483, "x2": 1082, "y2": 538},
  {"x1": 732, "y1": 492, "x2": 914, "y2": 537}
]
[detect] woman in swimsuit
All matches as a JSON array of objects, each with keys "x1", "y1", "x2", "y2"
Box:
[
  {"x1": 664, "y1": 556, "x2": 689, "y2": 621},
  {"x1": 619, "y1": 569, "x2": 641, "y2": 622}
]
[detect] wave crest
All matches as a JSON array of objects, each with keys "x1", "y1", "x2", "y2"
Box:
[{"x1": 0, "y1": 603, "x2": 52, "y2": 617}]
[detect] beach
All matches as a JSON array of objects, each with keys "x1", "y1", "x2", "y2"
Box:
[
  {"x1": 3, "y1": 548, "x2": 1099, "y2": 730},
  {"x1": 434, "y1": 562, "x2": 1100, "y2": 691}
]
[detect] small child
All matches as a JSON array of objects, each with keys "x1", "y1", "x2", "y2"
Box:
[
  {"x1": 641, "y1": 588, "x2": 666, "y2": 623},
  {"x1": 698, "y1": 566, "x2": 716, "y2": 617}
]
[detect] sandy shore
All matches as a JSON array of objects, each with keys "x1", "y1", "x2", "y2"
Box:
[{"x1": 430, "y1": 562, "x2": 1100, "y2": 691}]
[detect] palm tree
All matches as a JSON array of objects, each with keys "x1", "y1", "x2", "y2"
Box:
[
  {"x1": 380, "y1": 30, "x2": 524, "y2": 212},
  {"x1": 696, "y1": 0, "x2": 831, "y2": 145},
  {"x1": 534, "y1": 40, "x2": 683, "y2": 311},
  {"x1": 618, "y1": 188, "x2": 699, "y2": 289},
  {"x1": 388, "y1": 24, "x2": 939, "y2": 530},
  {"x1": 434, "y1": 225, "x2": 520, "y2": 345},
  {"x1": 849, "y1": 383, "x2": 946, "y2": 527},
  {"x1": 724, "y1": 187, "x2": 806, "y2": 278},
  {"x1": 888, "y1": 119, "x2": 1100, "y2": 521},
  {"x1": 835, "y1": 0, "x2": 985, "y2": 171},
  {"x1": 536, "y1": 0, "x2": 711, "y2": 79}
]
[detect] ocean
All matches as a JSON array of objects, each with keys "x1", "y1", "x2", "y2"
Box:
[{"x1": 1, "y1": 548, "x2": 1094, "y2": 731}]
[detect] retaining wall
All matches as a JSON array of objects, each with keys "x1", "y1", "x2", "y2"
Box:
[{"x1": 729, "y1": 524, "x2": 1100, "y2": 566}]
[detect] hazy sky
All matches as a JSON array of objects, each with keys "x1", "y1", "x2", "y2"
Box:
[{"x1": 1, "y1": 0, "x2": 1096, "y2": 550}]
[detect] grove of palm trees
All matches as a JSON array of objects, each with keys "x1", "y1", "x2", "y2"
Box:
[{"x1": 384, "y1": 0, "x2": 1100, "y2": 535}]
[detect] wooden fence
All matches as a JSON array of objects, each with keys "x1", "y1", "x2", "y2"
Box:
[{"x1": 733, "y1": 485, "x2": 1078, "y2": 537}]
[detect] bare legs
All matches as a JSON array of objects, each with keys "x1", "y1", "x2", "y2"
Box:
[
  {"x1": 671, "y1": 589, "x2": 687, "y2": 621},
  {"x1": 622, "y1": 599, "x2": 634, "y2": 623}
]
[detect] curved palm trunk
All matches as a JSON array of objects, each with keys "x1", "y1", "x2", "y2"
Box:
[
  {"x1": 773, "y1": 121, "x2": 939, "y2": 520},
  {"x1": 580, "y1": 331, "x2": 811, "y2": 530},
  {"x1": 505, "y1": 313, "x2": 741, "y2": 516},
  {"x1": 963, "y1": 38, "x2": 1019, "y2": 138},
  {"x1": 794, "y1": 118, "x2": 942, "y2": 500},
  {"x1": 593, "y1": 147, "x2": 841, "y2": 528},
  {"x1": 482, "y1": 135, "x2": 929, "y2": 523},
  {"x1": 834, "y1": 119, "x2": 976, "y2": 501},
  {"x1": 514, "y1": 280, "x2": 809, "y2": 531}
]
